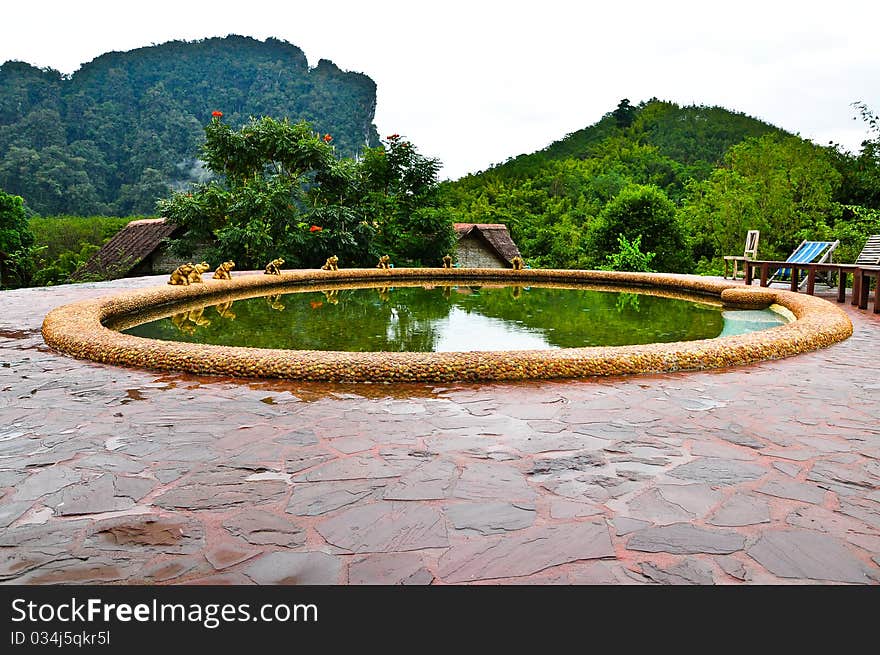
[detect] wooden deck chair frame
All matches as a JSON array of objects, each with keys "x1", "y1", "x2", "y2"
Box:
[
  {"x1": 855, "y1": 234, "x2": 880, "y2": 266},
  {"x1": 768, "y1": 239, "x2": 840, "y2": 288},
  {"x1": 722, "y1": 230, "x2": 760, "y2": 280}
]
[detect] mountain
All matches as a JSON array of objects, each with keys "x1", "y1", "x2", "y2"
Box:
[
  {"x1": 456, "y1": 99, "x2": 788, "y2": 188},
  {"x1": 441, "y1": 99, "x2": 830, "y2": 270},
  {"x1": 0, "y1": 35, "x2": 381, "y2": 215}
]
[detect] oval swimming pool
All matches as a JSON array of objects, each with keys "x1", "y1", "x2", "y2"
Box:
[{"x1": 120, "y1": 283, "x2": 788, "y2": 352}]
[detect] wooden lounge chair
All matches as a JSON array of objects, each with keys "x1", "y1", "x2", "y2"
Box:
[
  {"x1": 854, "y1": 234, "x2": 880, "y2": 267},
  {"x1": 723, "y1": 230, "x2": 759, "y2": 280},
  {"x1": 767, "y1": 239, "x2": 839, "y2": 288}
]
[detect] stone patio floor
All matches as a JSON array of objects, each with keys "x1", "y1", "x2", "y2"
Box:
[{"x1": 1, "y1": 275, "x2": 879, "y2": 585}]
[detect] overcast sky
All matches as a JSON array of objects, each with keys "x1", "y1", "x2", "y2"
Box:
[{"x1": 3, "y1": 0, "x2": 879, "y2": 179}]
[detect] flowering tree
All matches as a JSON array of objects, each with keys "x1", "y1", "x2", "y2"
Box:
[
  {"x1": 160, "y1": 116, "x2": 452, "y2": 268},
  {"x1": 159, "y1": 115, "x2": 374, "y2": 268}
]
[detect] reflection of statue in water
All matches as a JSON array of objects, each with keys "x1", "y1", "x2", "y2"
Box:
[
  {"x1": 441, "y1": 285, "x2": 452, "y2": 299},
  {"x1": 264, "y1": 258, "x2": 284, "y2": 275},
  {"x1": 170, "y1": 308, "x2": 210, "y2": 332},
  {"x1": 376, "y1": 286, "x2": 391, "y2": 302},
  {"x1": 376, "y1": 255, "x2": 391, "y2": 269},
  {"x1": 321, "y1": 255, "x2": 339, "y2": 271},
  {"x1": 187, "y1": 262, "x2": 211, "y2": 283},
  {"x1": 214, "y1": 300, "x2": 236, "y2": 320},
  {"x1": 511, "y1": 256, "x2": 524, "y2": 270},
  {"x1": 168, "y1": 263, "x2": 196, "y2": 285},
  {"x1": 265, "y1": 294, "x2": 286, "y2": 311},
  {"x1": 213, "y1": 261, "x2": 235, "y2": 280},
  {"x1": 616, "y1": 292, "x2": 641, "y2": 313},
  {"x1": 171, "y1": 312, "x2": 196, "y2": 334},
  {"x1": 187, "y1": 307, "x2": 211, "y2": 326},
  {"x1": 442, "y1": 254, "x2": 453, "y2": 269},
  {"x1": 511, "y1": 285, "x2": 523, "y2": 299},
  {"x1": 322, "y1": 289, "x2": 339, "y2": 304}
]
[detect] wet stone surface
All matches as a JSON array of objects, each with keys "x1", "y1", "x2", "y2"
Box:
[{"x1": 0, "y1": 275, "x2": 878, "y2": 584}]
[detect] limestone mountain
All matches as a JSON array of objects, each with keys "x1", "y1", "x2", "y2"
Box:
[{"x1": 0, "y1": 35, "x2": 380, "y2": 215}]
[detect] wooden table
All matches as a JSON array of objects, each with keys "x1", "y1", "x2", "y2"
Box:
[
  {"x1": 743, "y1": 260, "x2": 862, "y2": 303},
  {"x1": 857, "y1": 267, "x2": 880, "y2": 314}
]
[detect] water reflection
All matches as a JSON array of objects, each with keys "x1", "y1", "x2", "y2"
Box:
[
  {"x1": 265, "y1": 294, "x2": 286, "y2": 311},
  {"x1": 126, "y1": 285, "x2": 787, "y2": 352},
  {"x1": 214, "y1": 300, "x2": 236, "y2": 320}
]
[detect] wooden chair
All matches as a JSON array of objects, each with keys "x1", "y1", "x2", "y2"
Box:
[
  {"x1": 854, "y1": 234, "x2": 880, "y2": 267},
  {"x1": 768, "y1": 240, "x2": 839, "y2": 288},
  {"x1": 723, "y1": 230, "x2": 759, "y2": 280}
]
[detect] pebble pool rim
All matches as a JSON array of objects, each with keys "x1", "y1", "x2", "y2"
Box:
[{"x1": 40, "y1": 267, "x2": 854, "y2": 382}]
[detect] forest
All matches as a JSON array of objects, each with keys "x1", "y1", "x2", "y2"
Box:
[
  {"x1": 440, "y1": 98, "x2": 880, "y2": 274},
  {"x1": 0, "y1": 35, "x2": 380, "y2": 216}
]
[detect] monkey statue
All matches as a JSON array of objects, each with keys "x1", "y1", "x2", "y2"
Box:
[
  {"x1": 511, "y1": 256, "x2": 524, "y2": 270},
  {"x1": 321, "y1": 255, "x2": 339, "y2": 271},
  {"x1": 264, "y1": 258, "x2": 285, "y2": 275},
  {"x1": 186, "y1": 261, "x2": 211, "y2": 284},
  {"x1": 212, "y1": 260, "x2": 235, "y2": 280},
  {"x1": 376, "y1": 254, "x2": 391, "y2": 269},
  {"x1": 168, "y1": 263, "x2": 196, "y2": 286},
  {"x1": 442, "y1": 254, "x2": 453, "y2": 269}
]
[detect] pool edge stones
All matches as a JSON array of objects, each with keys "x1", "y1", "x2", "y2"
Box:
[{"x1": 41, "y1": 268, "x2": 854, "y2": 383}]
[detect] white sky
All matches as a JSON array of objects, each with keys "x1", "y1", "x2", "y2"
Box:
[{"x1": 3, "y1": 0, "x2": 879, "y2": 180}]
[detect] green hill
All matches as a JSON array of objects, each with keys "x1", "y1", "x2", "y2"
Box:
[
  {"x1": 456, "y1": 99, "x2": 786, "y2": 187},
  {"x1": 0, "y1": 35, "x2": 380, "y2": 215},
  {"x1": 442, "y1": 98, "x2": 860, "y2": 272}
]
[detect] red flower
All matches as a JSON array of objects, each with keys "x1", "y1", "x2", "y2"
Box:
[
  {"x1": 310, "y1": 301, "x2": 323, "y2": 309},
  {"x1": 309, "y1": 225, "x2": 323, "y2": 232},
  {"x1": 323, "y1": 134, "x2": 333, "y2": 142},
  {"x1": 212, "y1": 111, "x2": 223, "y2": 118},
  {"x1": 386, "y1": 134, "x2": 400, "y2": 140}
]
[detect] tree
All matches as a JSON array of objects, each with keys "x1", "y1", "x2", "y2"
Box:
[
  {"x1": 0, "y1": 188, "x2": 36, "y2": 288},
  {"x1": 159, "y1": 115, "x2": 354, "y2": 268},
  {"x1": 681, "y1": 133, "x2": 841, "y2": 269},
  {"x1": 361, "y1": 134, "x2": 455, "y2": 265},
  {"x1": 612, "y1": 98, "x2": 636, "y2": 128},
  {"x1": 159, "y1": 117, "x2": 450, "y2": 269},
  {"x1": 588, "y1": 183, "x2": 691, "y2": 273}
]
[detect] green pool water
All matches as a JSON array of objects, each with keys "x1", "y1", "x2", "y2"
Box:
[{"x1": 121, "y1": 284, "x2": 787, "y2": 352}]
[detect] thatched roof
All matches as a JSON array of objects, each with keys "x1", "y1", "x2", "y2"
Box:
[
  {"x1": 73, "y1": 218, "x2": 180, "y2": 280},
  {"x1": 453, "y1": 223, "x2": 522, "y2": 266}
]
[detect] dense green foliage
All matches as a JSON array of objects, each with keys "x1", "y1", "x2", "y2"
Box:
[
  {"x1": 0, "y1": 36, "x2": 380, "y2": 216},
  {"x1": 28, "y1": 215, "x2": 131, "y2": 285},
  {"x1": 443, "y1": 98, "x2": 880, "y2": 272},
  {"x1": 0, "y1": 188, "x2": 36, "y2": 287},
  {"x1": 160, "y1": 116, "x2": 453, "y2": 269},
  {"x1": 591, "y1": 184, "x2": 688, "y2": 272}
]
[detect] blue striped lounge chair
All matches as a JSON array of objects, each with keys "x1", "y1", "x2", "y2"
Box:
[{"x1": 768, "y1": 240, "x2": 840, "y2": 287}]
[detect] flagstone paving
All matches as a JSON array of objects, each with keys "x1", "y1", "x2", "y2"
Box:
[{"x1": 1, "y1": 275, "x2": 879, "y2": 585}]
